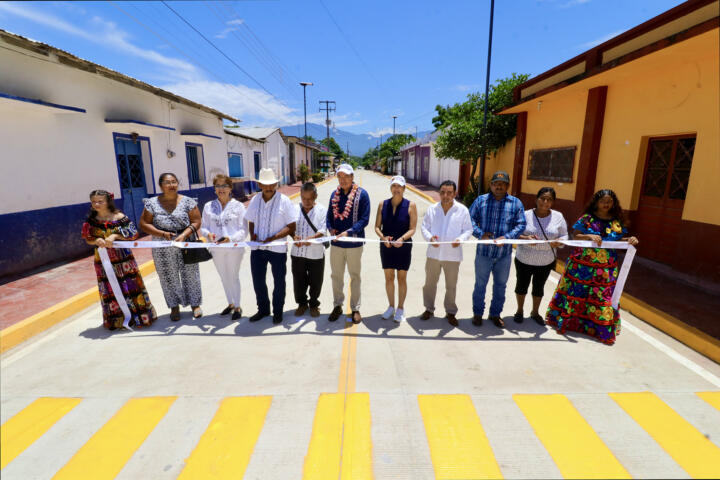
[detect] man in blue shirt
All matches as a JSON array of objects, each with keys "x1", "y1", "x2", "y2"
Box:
[
  {"x1": 469, "y1": 171, "x2": 526, "y2": 328},
  {"x1": 326, "y1": 164, "x2": 371, "y2": 323}
]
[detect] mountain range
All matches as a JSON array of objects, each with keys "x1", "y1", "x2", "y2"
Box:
[{"x1": 278, "y1": 123, "x2": 433, "y2": 156}]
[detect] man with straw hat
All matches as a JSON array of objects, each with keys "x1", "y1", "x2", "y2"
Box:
[{"x1": 245, "y1": 168, "x2": 296, "y2": 324}]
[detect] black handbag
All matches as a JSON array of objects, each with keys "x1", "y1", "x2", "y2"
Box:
[
  {"x1": 301, "y1": 208, "x2": 330, "y2": 249},
  {"x1": 181, "y1": 225, "x2": 212, "y2": 264}
]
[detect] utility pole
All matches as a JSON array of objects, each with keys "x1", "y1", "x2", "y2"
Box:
[
  {"x1": 392, "y1": 115, "x2": 397, "y2": 137},
  {"x1": 300, "y1": 82, "x2": 313, "y2": 170},
  {"x1": 319, "y1": 100, "x2": 336, "y2": 140},
  {"x1": 415, "y1": 126, "x2": 418, "y2": 139},
  {"x1": 346, "y1": 141, "x2": 350, "y2": 157},
  {"x1": 478, "y1": 0, "x2": 494, "y2": 194}
]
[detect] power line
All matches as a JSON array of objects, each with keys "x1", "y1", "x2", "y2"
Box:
[
  {"x1": 161, "y1": 0, "x2": 281, "y2": 103},
  {"x1": 109, "y1": 1, "x2": 288, "y2": 122},
  {"x1": 318, "y1": 0, "x2": 384, "y2": 90}
]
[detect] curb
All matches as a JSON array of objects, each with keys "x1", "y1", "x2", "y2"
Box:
[
  {"x1": 0, "y1": 260, "x2": 156, "y2": 354},
  {"x1": 371, "y1": 171, "x2": 437, "y2": 204},
  {"x1": 0, "y1": 177, "x2": 337, "y2": 354},
  {"x1": 554, "y1": 259, "x2": 720, "y2": 364}
]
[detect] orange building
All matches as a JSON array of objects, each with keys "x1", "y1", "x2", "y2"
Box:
[{"x1": 487, "y1": 0, "x2": 719, "y2": 283}]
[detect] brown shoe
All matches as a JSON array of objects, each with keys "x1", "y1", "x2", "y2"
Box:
[
  {"x1": 490, "y1": 316, "x2": 505, "y2": 328},
  {"x1": 420, "y1": 310, "x2": 433, "y2": 321},
  {"x1": 328, "y1": 306, "x2": 343, "y2": 322},
  {"x1": 446, "y1": 313, "x2": 458, "y2": 327},
  {"x1": 295, "y1": 304, "x2": 308, "y2": 316},
  {"x1": 351, "y1": 311, "x2": 362, "y2": 324},
  {"x1": 472, "y1": 315, "x2": 483, "y2": 326},
  {"x1": 310, "y1": 306, "x2": 320, "y2": 317}
]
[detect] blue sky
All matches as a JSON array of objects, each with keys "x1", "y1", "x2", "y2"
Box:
[{"x1": 0, "y1": 0, "x2": 682, "y2": 141}]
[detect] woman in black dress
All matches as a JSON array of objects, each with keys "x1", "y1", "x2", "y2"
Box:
[{"x1": 374, "y1": 175, "x2": 417, "y2": 323}]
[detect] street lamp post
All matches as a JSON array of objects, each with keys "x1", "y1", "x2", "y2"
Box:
[
  {"x1": 478, "y1": 0, "x2": 494, "y2": 194},
  {"x1": 300, "y1": 81, "x2": 313, "y2": 171},
  {"x1": 392, "y1": 115, "x2": 397, "y2": 137}
]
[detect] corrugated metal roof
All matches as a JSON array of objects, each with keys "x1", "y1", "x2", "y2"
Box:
[
  {"x1": 0, "y1": 29, "x2": 238, "y2": 123},
  {"x1": 230, "y1": 126, "x2": 281, "y2": 140}
]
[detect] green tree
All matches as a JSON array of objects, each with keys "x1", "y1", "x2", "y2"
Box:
[
  {"x1": 320, "y1": 137, "x2": 346, "y2": 159},
  {"x1": 377, "y1": 134, "x2": 415, "y2": 174},
  {"x1": 433, "y1": 73, "x2": 529, "y2": 197}
]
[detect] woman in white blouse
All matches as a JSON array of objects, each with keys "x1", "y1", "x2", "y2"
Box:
[
  {"x1": 200, "y1": 174, "x2": 248, "y2": 320},
  {"x1": 514, "y1": 187, "x2": 568, "y2": 325}
]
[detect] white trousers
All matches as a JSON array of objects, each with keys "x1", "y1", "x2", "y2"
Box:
[{"x1": 210, "y1": 248, "x2": 245, "y2": 306}]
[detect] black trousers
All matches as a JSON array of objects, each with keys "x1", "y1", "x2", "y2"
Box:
[
  {"x1": 514, "y1": 257, "x2": 555, "y2": 298},
  {"x1": 291, "y1": 255, "x2": 325, "y2": 308},
  {"x1": 250, "y1": 250, "x2": 287, "y2": 314}
]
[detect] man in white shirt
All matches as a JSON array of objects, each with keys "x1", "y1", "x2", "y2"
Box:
[
  {"x1": 291, "y1": 182, "x2": 328, "y2": 318},
  {"x1": 244, "y1": 168, "x2": 296, "y2": 324},
  {"x1": 419, "y1": 180, "x2": 473, "y2": 326}
]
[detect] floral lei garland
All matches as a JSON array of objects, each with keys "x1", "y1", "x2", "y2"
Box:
[{"x1": 332, "y1": 183, "x2": 358, "y2": 220}]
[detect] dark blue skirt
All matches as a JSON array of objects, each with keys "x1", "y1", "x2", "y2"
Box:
[{"x1": 379, "y1": 242, "x2": 412, "y2": 271}]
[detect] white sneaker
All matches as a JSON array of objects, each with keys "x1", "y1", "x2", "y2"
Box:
[
  {"x1": 394, "y1": 308, "x2": 405, "y2": 323},
  {"x1": 381, "y1": 306, "x2": 395, "y2": 320}
]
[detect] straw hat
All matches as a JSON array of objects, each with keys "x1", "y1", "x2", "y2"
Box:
[{"x1": 257, "y1": 168, "x2": 279, "y2": 185}]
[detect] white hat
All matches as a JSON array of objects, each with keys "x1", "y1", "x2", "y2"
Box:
[
  {"x1": 336, "y1": 163, "x2": 354, "y2": 176},
  {"x1": 257, "y1": 168, "x2": 279, "y2": 185},
  {"x1": 390, "y1": 175, "x2": 406, "y2": 187}
]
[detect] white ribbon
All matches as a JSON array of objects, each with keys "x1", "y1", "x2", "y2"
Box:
[
  {"x1": 98, "y1": 247, "x2": 133, "y2": 330},
  {"x1": 105, "y1": 237, "x2": 636, "y2": 316}
]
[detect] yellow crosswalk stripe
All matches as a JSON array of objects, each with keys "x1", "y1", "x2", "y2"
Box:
[
  {"x1": 1, "y1": 397, "x2": 82, "y2": 469},
  {"x1": 303, "y1": 393, "x2": 373, "y2": 480},
  {"x1": 610, "y1": 392, "x2": 720, "y2": 478},
  {"x1": 514, "y1": 394, "x2": 630, "y2": 479},
  {"x1": 697, "y1": 391, "x2": 720, "y2": 411},
  {"x1": 177, "y1": 396, "x2": 271, "y2": 479},
  {"x1": 418, "y1": 394, "x2": 503, "y2": 480},
  {"x1": 52, "y1": 396, "x2": 176, "y2": 480}
]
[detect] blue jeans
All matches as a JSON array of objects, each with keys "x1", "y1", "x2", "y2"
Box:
[
  {"x1": 472, "y1": 252, "x2": 512, "y2": 317},
  {"x1": 250, "y1": 250, "x2": 287, "y2": 315}
]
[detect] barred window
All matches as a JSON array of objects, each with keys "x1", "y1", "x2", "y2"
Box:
[{"x1": 527, "y1": 147, "x2": 576, "y2": 182}]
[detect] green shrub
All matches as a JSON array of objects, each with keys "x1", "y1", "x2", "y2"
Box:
[
  {"x1": 311, "y1": 172, "x2": 325, "y2": 183},
  {"x1": 297, "y1": 164, "x2": 310, "y2": 183}
]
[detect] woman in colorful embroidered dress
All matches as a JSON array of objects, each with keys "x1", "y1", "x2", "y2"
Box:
[
  {"x1": 81, "y1": 190, "x2": 156, "y2": 330},
  {"x1": 545, "y1": 189, "x2": 639, "y2": 344}
]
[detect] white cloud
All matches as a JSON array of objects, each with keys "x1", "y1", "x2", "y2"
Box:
[
  {"x1": 161, "y1": 80, "x2": 305, "y2": 125},
  {"x1": 560, "y1": 0, "x2": 590, "y2": 7},
  {"x1": 367, "y1": 126, "x2": 414, "y2": 137},
  {"x1": 0, "y1": 3, "x2": 197, "y2": 81},
  {"x1": 334, "y1": 119, "x2": 368, "y2": 128},
  {"x1": 215, "y1": 18, "x2": 245, "y2": 39},
  {"x1": 454, "y1": 84, "x2": 482, "y2": 93}
]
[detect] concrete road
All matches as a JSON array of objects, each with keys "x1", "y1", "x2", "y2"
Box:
[{"x1": 2, "y1": 170, "x2": 720, "y2": 479}]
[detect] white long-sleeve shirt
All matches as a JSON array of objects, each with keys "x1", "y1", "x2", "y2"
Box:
[
  {"x1": 200, "y1": 198, "x2": 248, "y2": 242},
  {"x1": 515, "y1": 209, "x2": 568, "y2": 266},
  {"x1": 421, "y1": 200, "x2": 473, "y2": 262},
  {"x1": 291, "y1": 203, "x2": 328, "y2": 260},
  {"x1": 244, "y1": 191, "x2": 296, "y2": 253}
]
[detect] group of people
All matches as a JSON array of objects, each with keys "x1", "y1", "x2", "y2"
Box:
[{"x1": 81, "y1": 164, "x2": 638, "y2": 345}]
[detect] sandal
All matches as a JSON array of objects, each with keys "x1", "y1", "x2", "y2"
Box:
[
  {"x1": 531, "y1": 313, "x2": 545, "y2": 326},
  {"x1": 192, "y1": 306, "x2": 203, "y2": 318},
  {"x1": 513, "y1": 312, "x2": 524, "y2": 323},
  {"x1": 170, "y1": 309, "x2": 181, "y2": 322}
]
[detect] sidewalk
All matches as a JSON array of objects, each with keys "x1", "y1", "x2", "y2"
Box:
[{"x1": 0, "y1": 181, "x2": 307, "y2": 332}]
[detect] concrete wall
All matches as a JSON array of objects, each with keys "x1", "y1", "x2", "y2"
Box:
[{"x1": 0, "y1": 40, "x2": 228, "y2": 277}]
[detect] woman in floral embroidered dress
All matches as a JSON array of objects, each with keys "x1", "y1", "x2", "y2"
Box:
[
  {"x1": 545, "y1": 189, "x2": 639, "y2": 344},
  {"x1": 81, "y1": 190, "x2": 156, "y2": 330}
]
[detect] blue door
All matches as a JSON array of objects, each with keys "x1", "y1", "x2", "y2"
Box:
[
  {"x1": 114, "y1": 137, "x2": 148, "y2": 226},
  {"x1": 253, "y1": 151, "x2": 261, "y2": 191}
]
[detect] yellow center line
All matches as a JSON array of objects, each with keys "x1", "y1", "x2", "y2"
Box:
[{"x1": 697, "y1": 391, "x2": 720, "y2": 411}]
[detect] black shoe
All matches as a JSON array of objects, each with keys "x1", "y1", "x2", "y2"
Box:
[
  {"x1": 272, "y1": 312, "x2": 283, "y2": 324},
  {"x1": 446, "y1": 314, "x2": 458, "y2": 327},
  {"x1": 328, "y1": 306, "x2": 343, "y2": 322},
  {"x1": 231, "y1": 309, "x2": 242, "y2": 321},
  {"x1": 513, "y1": 312, "x2": 524, "y2": 323},
  {"x1": 249, "y1": 311, "x2": 269, "y2": 322},
  {"x1": 531, "y1": 313, "x2": 545, "y2": 326},
  {"x1": 490, "y1": 316, "x2": 505, "y2": 328},
  {"x1": 220, "y1": 305, "x2": 233, "y2": 316},
  {"x1": 472, "y1": 315, "x2": 483, "y2": 326}
]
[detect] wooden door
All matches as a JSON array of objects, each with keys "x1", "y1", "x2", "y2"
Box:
[{"x1": 634, "y1": 135, "x2": 695, "y2": 264}]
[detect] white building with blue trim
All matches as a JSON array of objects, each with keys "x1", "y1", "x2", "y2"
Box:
[{"x1": 0, "y1": 29, "x2": 239, "y2": 278}]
